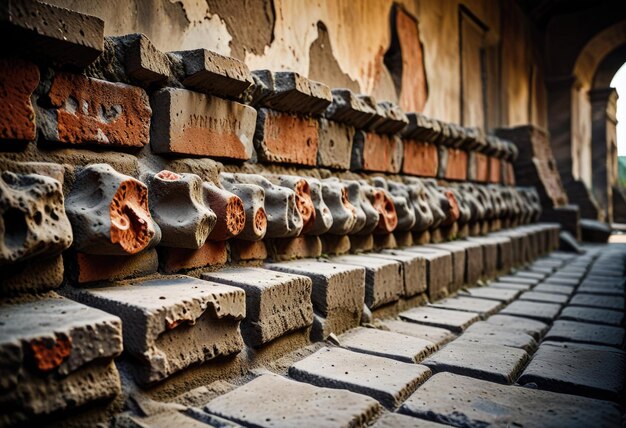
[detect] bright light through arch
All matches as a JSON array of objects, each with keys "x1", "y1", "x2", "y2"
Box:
[{"x1": 610, "y1": 62, "x2": 626, "y2": 156}]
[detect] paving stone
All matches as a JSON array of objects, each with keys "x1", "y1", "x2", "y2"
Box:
[
  {"x1": 331, "y1": 255, "x2": 403, "y2": 309},
  {"x1": 533, "y1": 283, "x2": 575, "y2": 295},
  {"x1": 577, "y1": 279, "x2": 625, "y2": 296},
  {"x1": 399, "y1": 307, "x2": 480, "y2": 333},
  {"x1": 489, "y1": 281, "x2": 532, "y2": 291},
  {"x1": 371, "y1": 249, "x2": 428, "y2": 296},
  {"x1": 0, "y1": 297, "x2": 122, "y2": 426},
  {"x1": 544, "y1": 320, "x2": 625, "y2": 348},
  {"x1": 339, "y1": 327, "x2": 437, "y2": 363},
  {"x1": 518, "y1": 342, "x2": 626, "y2": 401},
  {"x1": 429, "y1": 296, "x2": 504, "y2": 318},
  {"x1": 542, "y1": 276, "x2": 580, "y2": 287},
  {"x1": 559, "y1": 306, "x2": 624, "y2": 326},
  {"x1": 151, "y1": 88, "x2": 256, "y2": 159},
  {"x1": 401, "y1": 247, "x2": 452, "y2": 300},
  {"x1": 372, "y1": 412, "x2": 449, "y2": 428},
  {"x1": 458, "y1": 286, "x2": 520, "y2": 303},
  {"x1": 497, "y1": 275, "x2": 540, "y2": 286},
  {"x1": 264, "y1": 260, "x2": 364, "y2": 339},
  {"x1": 514, "y1": 270, "x2": 547, "y2": 281},
  {"x1": 467, "y1": 237, "x2": 498, "y2": 278},
  {"x1": 421, "y1": 341, "x2": 528, "y2": 384},
  {"x1": 205, "y1": 373, "x2": 381, "y2": 427},
  {"x1": 499, "y1": 300, "x2": 562, "y2": 323},
  {"x1": 425, "y1": 243, "x2": 466, "y2": 292},
  {"x1": 519, "y1": 291, "x2": 568, "y2": 304},
  {"x1": 68, "y1": 276, "x2": 245, "y2": 384},
  {"x1": 381, "y1": 320, "x2": 456, "y2": 348},
  {"x1": 569, "y1": 293, "x2": 625, "y2": 310},
  {"x1": 289, "y1": 347, "x2": 430, "y2": 409},
  {"x1": 399, "y1": 372, "x2": 622, "y2": 427},
  {"x1": 458, "y1": 321, "x2": 537, "y2": 352},
  {"x1": 529, "y1": 265, "x2": 556, "y2": 275},
  {"x1": 202, "y1": 267, "x2": 313, "y2": 346}
]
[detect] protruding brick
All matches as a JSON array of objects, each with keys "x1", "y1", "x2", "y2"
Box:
[
  {"x1": 324, "y1": 88, "x2": 377, "y2": 128},
  {"x1": 358, "y1": 97, "x2": 409, "y2": 134},
  {"x1": 41, "y1": 73, "x2": 151, "y2": 148},
  {"x1": 0, "y1": 0, "x2": 104, "y2": 68},
  {"x1": 322, "y1": 180, "x2": 358, "y2": 235},
  {"x1": 255, "y1": 109, "x2": 319, "y2": 165},
  {"x1": 351, "y1": 131, "x2": 403, "y2": 173},
  {"x1": 221, "y1": 178, "x2": 267, "y2": 241},
  {"x1": 74, "y1": 250, "x2": 158, "y2": 283},
  {"x1": 402, "y1": 140, "x2": 438, "y2": 177},
  {"x1": 317, "y1": 118, "x2": 355, "y2": 169},
  {"x1": 123, "y1": 34, "x2": 171, "y2": 86},
  {"x1": 0, "y1": 297, "x2": 122, "y2": 426},
  {"x1": 0, "y1": 58, "x2": 39, "y2": 141},
  {"x1": 159, "y1": 240, "x2": 227, "y2": 273},
  {"x1": 400, "y1": 307, "x2": 480, "y2": 333},
  {"x1": 151, "y1": 87, "x2": 256, "y2": 159},
  {"x1": 202, "y1": 267, "x2": 313, "y2": 346},
  {"x1": 170, "y1": 49, "x2": 253, "y2": 98},
  {"x1": 202, "y1": 184, "x2": 245, "y2": 241},
  {"x1": 368, "y1": 249, "x2": 427, "y2": 296},
  {"x1": 69, "y1": 276, "x2": 245, "y2": 384},
  {"x1": 266, "y1": 175, "x2": 317, "y2": 234},
  {"x1": 403, "y1": 247, "x2": 452, "y2": 300}
]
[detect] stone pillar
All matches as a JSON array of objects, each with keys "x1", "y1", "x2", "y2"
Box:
[{"x1": 589, "y1": 87, "x2": 617, "y2": 222}]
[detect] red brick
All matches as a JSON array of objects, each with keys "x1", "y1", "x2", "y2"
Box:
[
  {"x1": 151, "y1": 87, "x2": 256, "y2": 158},
  {"x1": 0, "y1": 58, "x2": 39, "y2": 141},
  {"x1": 160, "y1": 241, "x2": 228, "y2": 273},
  {"x1": 402, "y1": 139, "x2": 438, "y2": 176},
  {"x1": 473, "y1": 152, "x2": 489, "y2": 182},
  {"x1": 444, "y1": 148, "x2": 468, "y2": 181},
  {"x1": 353, "y1": 131, "x2": 403, "y2": 173},
  {"x1": 489, "y1": 156, "x2": 501, "y2": 183},
  {"x1": 255, "y1": 109, "x2": 319, "y2": 165},
  {"x1": 46, "y1": 72, "x2": 150, "y2": 147},
  {"x1": 231, "y1": 239, "x2": 268, "y2": 261},
  {"x1": 504, "y1": 161, "x2": 516, "y2": 185},
  {"x1": 75, "y1": 250, "x2": 158, "y2": 283}
]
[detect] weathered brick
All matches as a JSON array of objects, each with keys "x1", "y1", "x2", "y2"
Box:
[
  {"x1": 402, "y1": 140, "x2": 438, "y2": 177},
  {"x1": 500, "y1": 300, "x2": 562, "y2": 323},
  {"x1": 0, "y1": 297, "x2": 122, "y2": 426},
  {"x1": 429, "y1": 296, "x2": 504, "y2": 318},
  {"x1": 402, "y1": 247, "x2": 452, "y2": 300},
  {"x1": 289, "y1": 347, "x2": 430, "y2": 409},
  {"x1": 159, "y1": 241, "x2": 227, "y2": 273},
  {"x1": 254, "y1": 108, "x2": 319, "y2": 165},
  {"x1": 360, "y1": 98, "x2": 409, "y2": 134},
  {"x1": 399, "y1": 372, "x2": 622, "y2": 427},
  {"x1": 519, "y1": 291, "x2": 568, "y2": 305},
  {"x1": 205, "y1": 373, "x2": 381, "y2": 426},
  {"x1": 41, "y1": 73, "x2": 150, "y2": 147},
  {"x1": 68, "y1": 276, "x2": 245, "y2": 384},
  {"x1": 323, "y1": 88, "x2": 376, "y2": 128},
  {"x1": 317, "y1": 118, "x2": 355, "y2": 169},
  {"x1": 252, "y1": 70, "x2": 332, "y2": 115},
  {"x1": 74, "y1": 250, "x2": 158, "y2": 283},
  {"x1": 425, "y1": 243, "x2": 465, "y2": 292},
  {"x1": 202, "y1": 267, "x2": 313, "y2": 346},
  {"x1": 340, "y1": 327, "x2": 437, "y2": 363},
  {"x1": 381, "y1": 319, "x2": 456, "y2": 348},
  {"x1": 486, "y1": 314, "x2": 549, "y2": 340},
  {"x1": 351, "y1": 131, "x2": 403, "y2": 173},
  {"x1": 151, "y1": 87, "x2": 256, "y2": 158},
  {"x1": 471, "y1": 152, "x2": 489, "y2": 182},
  {"x1": 442, "y1": 148, "x2": 468, "y2": 181},
  {"x1": 459, "y1": 321, "x2": 537, "y2": 352},
  {"x1": 489, "y1": 156, "x2": 501, "y2": 183},
  {"x1": 0, "y1": 58, "x2": 39, "y2": 141},
  {"x1": 230, "y1": 239, "x2": 268, "y2": 261},
  {"x1": 545, "y1": 320, "x2": 625, "y2": 348},
  {"x1": 0, "y1": 0, "x2": 104, "y2": 68},
  {"x1": 123, "y1": 34, "x2": 171, "y2": 86},
  {"x1": 400, "y1": 307, "x2": 480, "y2": 333},
  {"x1": 368, "y1": 249, "x2": 427, "y2": 296}
]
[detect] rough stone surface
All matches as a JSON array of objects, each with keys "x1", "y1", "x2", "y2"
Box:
[
  {"x1": 370, "y1": 249, "x2": 427, "y2": 296},
  {"x1": 321, "y1": 180, "x2": 358, "y2": 235},
  {"x1": 289, "y1": 347, "x2": 430, "y2": 409},
  {"x1": 205, "y1": 373, "x2": 381, "y2": 427},
  {"x1": 399, "y1": 307, "x2": 480, "y2": 333},
  {"x1": 317, "y1": 118, "x2": 355, "y2": 170},
  {"x1": 323, "y1": 88, "x2": 376, "y2": 128},
  {"x1": 402, "y1": 140, "x2": 438, "y2": 177},
  {"x1": 422, "y1": 341, "x2": 529, "y2": 384},
  {"x1": 518, "y1": 342, "x2": 626, "y2": 401},
  {"x1": 459, "y1": 286, "x2": 520, "y2": 303},
  {"x1": 68, "y1": 276, "x2": 245, "y2": 384},
  {"x1": 458, "y1": 321, "x2": 537, "y2": 352},
  {"x1": 331, "y1": 254, "x2": 403, "y2": 309},
  {"x1": 339, "y1": 327, "x2": 437, "y2": 363},
  {"x1": 202, "y1": 183, "x2": 245, "y2": 241},
  {"x1": 486, "y1": 314, "x2": 550, "y2": 340},
  {"x1": 221, "y1": 178, "x2": 268, "y2": 241},
  {"x1": 0, "y1": 58, "x2": 39, "y2": 141},
  {"x1": 559, "y1": 306, "x2": 624, "y2": 326},
  {"x1": 519, "y1": 291, "x2": 568, "y2": 304},
  {"x1": 381, "y1": 320, "x2": 456, "y2": 348},
  {"x1": 151, "y1": 88, "x2": 256, "y2": 159},
  {"x1": 500, "y1": 300, "x2": 562, "y2": 323},
  {"x1": 402, "y1": 247, "x2": 452, "y2": 300},
  {"x1": 400, "y1": 372, "x2": 622, "y2": 427},
  {"x1": 0, "y1": 297, "x2": 122, "y2": 426},
  {"x1": 533, "y1": 283, "x2": 575, "y2": 295},
  {"x1": 202, "y1": 267, "x2": 313, "y2": 346},
  {"x1": 74, "y1": 249, "x2": 158, "y2": 283},
  {"x1": 545, "y1": 320, "x2": 625, "y2": 348},
  {"x1": 429, "y1": 296, "x2": 503, "y2": 318},
  {"x1": 372, "y1": 412, "x2": 449, "y2": 428},
  {"x1": 570, "y1": 293, "x2": 625, "y2": 310},
  {"x1": 489, "y1": 281, "x2": 533, "y2": 291},
  {"x1": 159, "y1": 240, "x2": 227, "y2": 273},
  {"x1": 123, "y1": 34, "x2": 170, "y2": 86},
  {"x1": 351, "y1": 131, "x2": 403, "y2": 173}
]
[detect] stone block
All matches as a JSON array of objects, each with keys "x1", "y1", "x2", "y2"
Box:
[
  {"x1": 497, "y1": 275, "x2": 539, "y2": 286},
  {"x1": 170, "y1": 49, "x2": 253, "y2": 98},
  {"x1": 0, "y1": 58, "x2": 39, "y2": 141},
  {"x1": 220, "y1": 178, "x2": 268, "y2": 241},
  {"x1": 321, "y1": 180, "x2": 358, "y2": 235},
  {"x1": 500, "y1": 301, "x2": 562, "y2": 323},
  {"x1": 459, "y1": 286, "x2": 520, "y2": 303},
  {"x1": 330, "y1": 255, "x2": 403, "y2": 309},
  {"x1": 467, "y1": 237, "x2": 503, "y2": 278},
  {"x1": 230, "y1": 239, "x2": 267, "y2": 261},
  {"x1": 402, "y1": 140, "x2": 438, "y2": 177},
  {"x1": 202, "y1": 183, "x2": 245, "y2": 241},
  {"x1": 0, "y1": 297, "x2": 122, "y2": 426},
  {"x1": 159, "y1": 241, "x2": 227, "y2": 273},
  {"x1": 489, "y1": 281, "x2": 532, "y2": 291},
  {"x1": 0, "y1": 255, "x2": 64, "y2": 295},
  {"x1": 66, "y1": 164, "x2": 160, "y2": 255},
  {"x1": 74, "y1": 249, "x2": 158, "y2": 283},
  {"x1": 40, "y1": 72, "x2": 150, "y2": 148},
  {"x1": 559, "y1": 306, "x2": 624, "y2": 326},
  {"x1": 372, "y1": 412, "x2": 449, "y2": 428},
  {"x1": 202, "y1": 267, "x2": 313, "y2": 347},
  {"x1": 422, "y1": 341, "x2": 529, "y2": 384},
  {"x1": 545, "y1": 320, "x2": 625, "y2": 348},
  {"x1": 351, "y1": 131, "x2": 403, "y2": 173},
  {"x1": 69, "y1": 276, "x2": 245, "y2": 384},
  {"x1": 533, "y1": 283, "x2": 575, "y2": 295},
  {"x1": 429, "y1": 296, "x2": 503, "y2": 318},
  {"x1": 267, "y1": 236, "x2": 322, "y2": 261},
  {"x1": 459, "y1": 321, "x2": 537, "y2": 352},
  {"x1": 359, "y1": 98, "x2": 409, "y2": 134},
  {"x1": 442, "y1": 148, "x2": 468, "y2": 181},
  {"x1": 519, "y1": 291, "x2": 568, "y2": 305},
  {"x1": 205, "y1": 373, "x2": 381, "y2": 427},
  {"x1": 150, "y1": 88, "x2": 256, "y2": 159},
  {"x1": 569, "y1": 294, "x2": 625, "y2": 310},
  {"x1": 425, "y1": 243, "x2": 466, "y2": 291},
  {"x1": 402, "y1": 247, "x2": 452, "y2": 300},
  {"x1": 399, "y1": 307, "x2": 480, "y2": 333},
  {"x1": 485, "y1": 314, "x2": 549, "y2": 340},
  {"x1": 340, "y1": 327, "x2": 437, "y2": 363},
  {"x1": 381, "y1": 320, "x2": 456, "y2": 348},
  {"x1": 399, "y1": 372, "x2": 622, "y2": 427},
  {"x1": 289, "y1": 347, "x2": 430, "y2": 410},
  {"x1": 369, "y1": 249, "x2": 427, "y2": 296},
  {"x1": 324, "y1": 88, "x2": 376, "y2": 128},
  {"x1": 0, "y1": 0, "x2": 104, "y2": 68},
  {"x1": 123, "y1": 34, "x2": 171, "y2": 86},
  {"x1": 317, "y1": 118, "x2": 355, "y2": 169}
]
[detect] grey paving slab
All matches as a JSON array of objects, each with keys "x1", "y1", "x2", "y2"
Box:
[
  {"x1": 458, "y1": 321, "x2": 537, "y2": 352},
  {"x1": 458, "y1": 286, "x2": 520, "y2": 303},
  {"x1": 529, "y1": 266, "x2": 556, "y2": 275},
  {"x1": 499, "y1": 300, "x2": 562, "y2": 323},
  {"x1": 339, "y1": 327, "x2": 437, "y2": 363},
  {"x1": 399, "y1": 307, "x2": 480, "y2": 333},
  {"x1": 559, "y1": 306, "x2": 624, "y2": 326},
  {"x1": 289, "y1": 347, "x2": 431, "y2": 409},
  {"x1": 518, "y1": 342, "x2": 626, "y2": 401},
  {"x1": 485, "y1": 314, "x2": 549, "y2": 340},
  {"x1": 577, "y1": 279, "x2": 625, "y2": 296},
  {"x1": 381, "y1": 320, "x2": 456, "y2": 348},
  {"x1": 542, "y1": 277, "x2": 580, "y2": 287},
  {"x1": 372, "y1": 412, "x2": 449, "y2": 428},
  {"x1": 515, "y1": 271, "x2": 547, "y2": 281},
  {"x1": 569, "y1": 294, "x2": 625, "y2": 310},
  {"x1": 205, "y1": 373, "x2": 381, "y2": 427},
  {"x1": 421, "y1": 341, "x2": 529, "y2": 384},
  {"x1": 489, "y1": 281, "x2": 532, "y2": 291},
  {"x1": 544, "y1": 320, "x2": 625, "y2": 348},
  {"x1": 399, "y1": 372, "x2": 622, "y2": 428},
  {"x1": 497, "y1": 275, "x2": 539, "y2": 286},
  {"x1": 519, "y1": 291, "x2": 569, "y2": 304},
  {"x1": 533, "y1": 283, "x2": 575, "y2": 295},
  {"x1": 428, "y1": 296, "x2": 503, "y2": 318}
]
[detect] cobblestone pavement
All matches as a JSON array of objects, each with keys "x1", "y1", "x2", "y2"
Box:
[{"x1": 114, "y1": 244, "x2": 626, "y2": 428}]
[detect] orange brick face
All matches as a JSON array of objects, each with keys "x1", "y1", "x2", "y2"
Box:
[
  {"x1": 444, "y1": 148, "x2": 468, "y2": 181},
  {"x1": 256, "y1": 109, "x2": 319, "y2": 165},
  {"x1": 473, "y1": 152, "x2": 489, "y2": 182},
  {"x1": 402, "y1": 139, "x2": 438, "y2": 177},
  {"x1": 489, "y1": 157, "x2": 501, "y2": 183},
  {"x1": 0, "y1": 58, "x2": 39, "y2": 141},
  {"x1": 360, "y1": 133, "x2": 403, "y2": 173}
]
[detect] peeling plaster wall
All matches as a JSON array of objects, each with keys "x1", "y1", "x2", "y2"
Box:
[{"x1": 47, "y1": 0, "x2": 545, "y2": 129}]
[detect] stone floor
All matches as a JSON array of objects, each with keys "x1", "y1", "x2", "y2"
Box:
[{"x1": 115, "y1": 244, "x2": 626, "y2": 427}]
